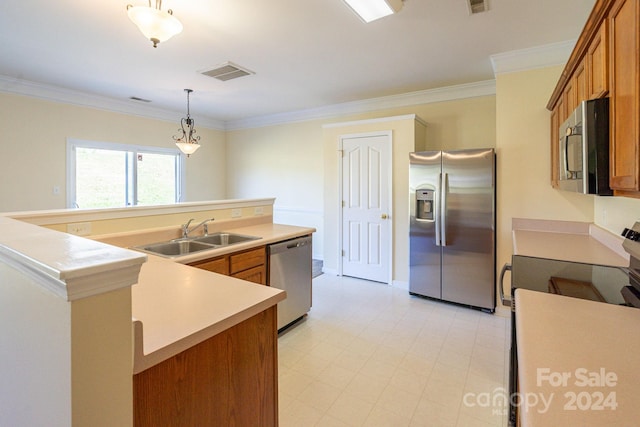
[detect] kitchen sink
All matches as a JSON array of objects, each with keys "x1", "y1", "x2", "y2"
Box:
[
  {"x1": 132, "y1": 232, "x2": 260, "y2": 258},
  {"x1": 134, "y1": 240, "x2": 219, "y2": 258},
  {"x1": 192, "y1": 232, "x2": 260, "y2": 246}
]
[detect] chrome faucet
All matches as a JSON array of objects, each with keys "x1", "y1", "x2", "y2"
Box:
[{"x1": 181, "y1": 218, "x2": 215, "y2": 239}]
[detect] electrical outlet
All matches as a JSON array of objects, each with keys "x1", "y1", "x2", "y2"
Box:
[
  {"x1": 52, "y1": 186, "x2": 60, "y2": 195},
  {"x1": 67, "y1": 222, "x2": 92, "y2": 236},
  {"x1": 231, "y1": 208, "x2": 242, "y2": 218},
  {"x1": 254, "y1": 207, "x2": 264, "y2": 216}
]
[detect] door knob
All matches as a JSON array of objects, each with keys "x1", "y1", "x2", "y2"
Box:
[{"x1": 381, "y1": 214, "x2": 388, "y2": 219}]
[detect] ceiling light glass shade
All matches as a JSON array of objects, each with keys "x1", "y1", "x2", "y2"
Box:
[
  {"x1": 175, "y1": 141, "x2": 200, "y2": 156},
  {"x1": 343, "y1": 0, "x2": 403, "y2": 23},
  {"x1": 127, "y1": 3, "x2": 183, "y2": 47}
]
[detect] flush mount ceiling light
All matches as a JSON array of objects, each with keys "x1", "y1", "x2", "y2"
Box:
[
  {"x1": 126, "y1": 0, "x2": 183, "y2": 48},
  {"x1": 173, "y1": 89, "x2": 200, "y2": 157},
  {"x1": 343, "y1": 0, "x2": 403, "y2": 23}
]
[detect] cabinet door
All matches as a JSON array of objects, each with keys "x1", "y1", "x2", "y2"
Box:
[
  {"x1": 232, "y1": 265, "x2": 267, "y2": 285},
  {"x1": 550, "y1": 104, "x2": 560, "y2": 188},
  {"x1": 563, "y1": 80, "x2": 577, "y2": 116},
  {"x1": 574, "y1": 60, "x2": 588, "y2": 105},
  {"x1": 609, "y1": 0, "x2": 640, "y2": 192},
  {"x1": 587, "y1": 21, "x2": 609, "y2": 99},
  {"x1": 133, "y1": 307, "x2": 278, "y2": 427}
]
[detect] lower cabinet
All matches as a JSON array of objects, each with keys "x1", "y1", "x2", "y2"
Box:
[
  {"x1": 133, "y1": 306, "x2": 278, "y2": 427},
  {"x1": 189, "y1": 245, "x2": 267, "y2": 285}
]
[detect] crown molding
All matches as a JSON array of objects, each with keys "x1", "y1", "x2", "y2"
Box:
[
  {"x1": 225, "y1": 80, "x2": 496, "y2": 130},
  {"x1": 0, "y1": 75, "x2": 226, "y2": 130},
  {"x1": 322, "y1": 114, "x2": 427, "y2": 129},
  {"x1": 1, "y1": 39, "x2": 569, "y2": 133},
  {"x1": 490, "y1": 39, "x2": 576, "y2": 75}
]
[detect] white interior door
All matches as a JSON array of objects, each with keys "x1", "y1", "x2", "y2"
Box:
[{"x1": 340, "y1": 132, "x2": 392, "y2": 283}]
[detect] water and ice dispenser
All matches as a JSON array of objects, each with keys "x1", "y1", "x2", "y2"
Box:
[{"x1": 415, "y1": 189, "x2": 434, "y2": 220}]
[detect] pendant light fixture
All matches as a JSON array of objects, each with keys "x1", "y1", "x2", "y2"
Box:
[
  {"x1": 126, "y1": 0, "x2": 183, "y2": 48},
  {"x1": 173, "y1": 89, "x2": 201, "y2": 157}
]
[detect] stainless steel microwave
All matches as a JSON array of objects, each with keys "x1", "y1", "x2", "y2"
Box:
[{"x1": 558, "y1": 98, "x2": 612, "y2": 195}]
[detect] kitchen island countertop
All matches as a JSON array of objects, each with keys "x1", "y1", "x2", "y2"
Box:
[{"x1": 130, "y1": 223, "x2": 314, "y2": 373}]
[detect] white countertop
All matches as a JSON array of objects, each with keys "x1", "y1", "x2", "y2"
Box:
[
  {"x1": 0, "y1": 216, "x2": 145, "y2": 301},
  {"x1": 515, "y1": 289, "x2": 640, "y2": 426},
  {"x1": 129, "y1": 223, "x2": 314, "y2": 373},
  {"x1": 512, "y1": 218, "x2": 628, "y2": 267}
]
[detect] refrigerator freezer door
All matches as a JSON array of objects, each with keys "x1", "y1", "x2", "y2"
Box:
[
  {"x1": 409, "y1": 151, "x2": 442, "y2": 299},
  {"x1": 441, "y1": 149, "x2": 496, "y2": 310}
]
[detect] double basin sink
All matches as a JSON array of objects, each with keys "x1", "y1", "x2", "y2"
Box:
[{"x1": 133, "y1": 232, "x2": 260, "y2": 258}]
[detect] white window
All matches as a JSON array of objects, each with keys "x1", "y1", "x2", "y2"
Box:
[{"x1": 67, "y1": 139, "x2": 185, "y2": 209}]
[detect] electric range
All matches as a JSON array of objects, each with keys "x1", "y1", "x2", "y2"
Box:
[{"x1": 505, "y1": 221, "x2": 640, "y2": 426}]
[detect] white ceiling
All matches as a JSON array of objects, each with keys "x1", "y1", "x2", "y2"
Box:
[{"x1": 0, "y1": 0, "x2": 595, "y2": 128}]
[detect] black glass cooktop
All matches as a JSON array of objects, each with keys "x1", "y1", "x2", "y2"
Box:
[{"x1": 512, "y1": 255, "x2": 631, "y2": 306}]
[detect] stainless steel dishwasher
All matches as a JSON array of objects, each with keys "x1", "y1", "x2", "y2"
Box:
[{"x1": 268, "y1": 235, "x2": 312, "y2": 331}]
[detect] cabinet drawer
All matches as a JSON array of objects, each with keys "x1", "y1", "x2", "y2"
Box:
[
  {"x1": 189, "y1": 256, "x2": 229, "y2": 275},
  {"x1": 230, "y1": 246, "x2": 265, "y2": 274}
]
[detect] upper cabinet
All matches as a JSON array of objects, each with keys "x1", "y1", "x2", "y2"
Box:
[
  {"x1": 587, "y1": 21, "x2": 609, "y2": 99},
  {"x1": 547, "y1": 0, "x2": 639, "y2": 197},
  {"x1": 609, "y1": 0, "x2": 639, "y2": 193}
]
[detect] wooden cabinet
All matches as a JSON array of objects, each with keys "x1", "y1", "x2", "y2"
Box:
[
  {"x1": 547, "y1": 0, "x2": 640, "y2": 197},
  {"x1": 133, "y1": 306, "x2": 278, "y2": 427},
  {"x1": 587, "y1": 21, "x2": 609, "y2": 99},
  {"x1": 550, "y1": 104, "x2": 561, "y2": 188},
  {"x1": 189, "y1": 255, "x2": 229, "y2": 275},
  {"x1": 608, "y1": 0, "x2": 640, "y2": 193},
  {"x1": 189, "y1": 245, "x2": 267, "y2": 285},
  {"x1": 563, "y1": 60, "x2": 587, "y2": 115}
]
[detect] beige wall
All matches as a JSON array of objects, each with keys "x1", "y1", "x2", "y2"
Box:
[
  {"x1": 495, "y1": 65, "x2": 640, "y2": 269},
  {"x1": 495, "y1": 66, "x2": 595, "y2": 294},
  {"x1": 71, "y1": 288, "x2": 133, "y2": 427},
  {"x1": 0, "y1": 93, "x2": 226, "y2": 212},
  {"x1": 0, "y1": 262, "x2": 72, "y2": 426},
  {"x1": 1, "y1": 233, "x2": 134, "y2": 426},
  {"x1": 225, "y1": 96, "x2": 496, "y2": 265},
  {"x1": 594, "y1": 196, "x2": 640, "y2": 235}
]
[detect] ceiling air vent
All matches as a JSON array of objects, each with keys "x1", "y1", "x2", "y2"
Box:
[
  {"x1": 467, "y1": 0, "x2": 488, "y2": 14},
  {"x1": 200, "y1": 62, "x2": 255, "y2": 82}
]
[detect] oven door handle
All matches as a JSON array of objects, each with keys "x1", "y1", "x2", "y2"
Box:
[{"x1": 499, "y1": 263, "x2": 512, "y2": 307}]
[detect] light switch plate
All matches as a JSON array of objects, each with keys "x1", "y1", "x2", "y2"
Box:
[{"x1": 67, "y1": 222, "x2": 92, "y2": 236}]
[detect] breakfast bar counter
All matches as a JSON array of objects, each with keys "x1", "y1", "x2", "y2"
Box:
[{"x1": 128, "y1": 223, "x2": 314, "y2": 373}]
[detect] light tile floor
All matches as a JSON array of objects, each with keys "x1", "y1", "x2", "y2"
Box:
[{"x1": 278, "y1": 274, "x2": 510, "y2": 427}]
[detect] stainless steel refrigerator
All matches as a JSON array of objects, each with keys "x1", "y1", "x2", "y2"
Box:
[{"x1": 409, "y1": 149, "x2": 496, "y2": 311}]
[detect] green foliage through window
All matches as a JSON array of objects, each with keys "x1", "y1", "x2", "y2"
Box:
[{"x1": 68, "y1": 140, "x2": 183, "y2": 209}]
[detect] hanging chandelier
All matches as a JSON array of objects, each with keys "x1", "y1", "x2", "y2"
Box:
[
  {"x1": 173, "y1": 89, "x2": 201, "y2": 157},
  {"x1": 126, "y1": 0, "x2": 183, "y2": 48}
]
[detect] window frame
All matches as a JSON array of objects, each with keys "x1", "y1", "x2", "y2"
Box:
[{"x1": 66, "y1": 138, "x2": 186, "y2": 209}]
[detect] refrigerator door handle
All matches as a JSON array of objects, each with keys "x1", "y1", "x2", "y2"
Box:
[
  {"x1": 441, "y1": 172, "x2": 448, "y2": 246},
  {"x1": 435, "y1": 173, "x2": 442, "y2": 246}
]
